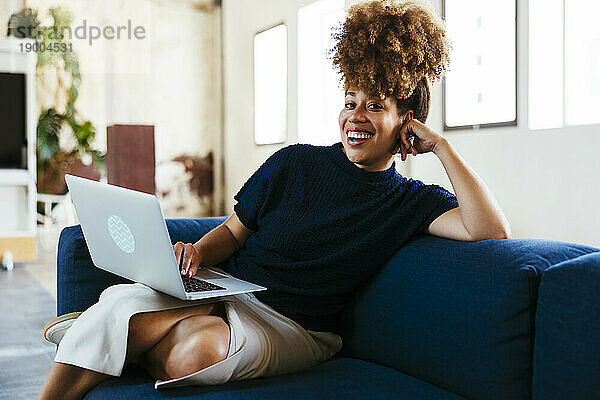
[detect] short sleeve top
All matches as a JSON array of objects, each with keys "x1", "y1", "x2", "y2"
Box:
[{"x1": 223, "y1": 142, "x2": 459, "y2": 332}]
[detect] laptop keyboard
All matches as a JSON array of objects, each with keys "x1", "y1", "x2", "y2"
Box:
[{"x1": 182, "y1": 276, "x2": 226, "y2": 293}]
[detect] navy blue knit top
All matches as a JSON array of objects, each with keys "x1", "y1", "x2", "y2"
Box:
[{"x1": 221, "y1": 142, "x2": 459, "y2": 332}]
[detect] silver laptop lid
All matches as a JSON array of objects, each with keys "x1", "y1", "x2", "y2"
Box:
[{"x1": 65, "y1": 174, "x2": 188, "y2": 299}]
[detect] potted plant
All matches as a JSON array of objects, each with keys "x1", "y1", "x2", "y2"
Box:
[{"x1": 7, "y1": 7, "x2": 104, "y2": 195}]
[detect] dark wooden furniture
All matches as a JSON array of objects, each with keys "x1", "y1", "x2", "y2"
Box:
[{"x1": 106, "y1": 125, "x2": 155, "y2": 194}]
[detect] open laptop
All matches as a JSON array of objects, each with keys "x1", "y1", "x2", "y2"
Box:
[{"x1": 64, "y1": 174, "x2": 266, "y2": 300}]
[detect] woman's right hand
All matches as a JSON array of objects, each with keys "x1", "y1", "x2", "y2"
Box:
[{"x1": 173, "y1": 241, "x2": 202, "y2": 277}]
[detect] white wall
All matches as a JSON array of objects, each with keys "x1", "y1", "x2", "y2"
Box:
[
  {"x1": 222, "y1": 0, "x2": 600, "y2": 248},
  {"x1": 414, "y1": 0, "x2": 600, "y2": 247}
]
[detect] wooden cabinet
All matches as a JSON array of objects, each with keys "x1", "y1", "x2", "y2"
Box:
[{"x1": 106, "y1": 125, "x2": 156, "y2": 195}]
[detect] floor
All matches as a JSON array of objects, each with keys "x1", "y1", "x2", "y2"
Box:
[{"x1": 0, "y1": 228, "x2": 61, "y2": 400}]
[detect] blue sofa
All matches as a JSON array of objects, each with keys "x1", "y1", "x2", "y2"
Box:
[{"x1": 56, "y1": 217, "x2": 600, "y2": 399}]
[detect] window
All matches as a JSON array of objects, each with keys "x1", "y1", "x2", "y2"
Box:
[
  {"x1": 297, "y1": 0, "x2": 345, "y2": 145},
  {"x1": 442, "y1": 0, "x2": 517, "y2": 130},
  {"x1": 530, "y1": 0, "x2": 600, "y2": 129},
  {"x1": 254, "y1": 23, "x2": 287, "y2": 145}
]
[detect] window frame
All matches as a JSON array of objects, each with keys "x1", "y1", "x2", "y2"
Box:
[
  {"x1": 252, "y1": 21, "x2": 288, "y2": 146},
  {"x1": 441, "y1": 0, "x2": 519, "y2": 131}
]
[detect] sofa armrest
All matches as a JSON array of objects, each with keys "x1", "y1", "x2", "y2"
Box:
[
  {"x1": 57, "y1": 216, "x2": 228, "y2": 316},
  {"x1": 532, "y1": 252, "x2": 600, "y2": 400},
  {"x1": 337, "y1": 233, "x2": 598, "y2": 400}
]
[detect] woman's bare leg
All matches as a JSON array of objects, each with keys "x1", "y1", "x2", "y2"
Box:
[
  {"x1": 37, "y1": 302, "x2": 224, "y2": 400},
  {"x1": 142, "y1": 312, "x2": 230, "y2": 380},
  {"x1": 37, "y1": 363, "x2": 109, "y2": 400}
]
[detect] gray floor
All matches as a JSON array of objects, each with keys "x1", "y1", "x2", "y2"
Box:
[
  {"x1": 0, "y1": 230, "x2": 60, "y2": 400},
  {"x1": 0, "y1": 264, "x2": 57, "y2": 399}
]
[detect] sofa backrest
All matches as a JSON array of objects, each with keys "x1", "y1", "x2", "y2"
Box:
[{"x1": 336, "y1": 234, "x2": 598, "y2": 400}]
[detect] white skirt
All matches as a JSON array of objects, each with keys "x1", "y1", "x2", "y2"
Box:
[{"x1": 54, "y1": 269, "x2": 343, "y2": 390}]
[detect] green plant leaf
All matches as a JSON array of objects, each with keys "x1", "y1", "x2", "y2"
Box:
[
  {"x1": 63, "y1": 51, "x2": 80, "y2": 75},
  {"x1": 36, "y1": 27, "x2": 64, "y2": 68},
  {"x1": 90, "y1": 149, "x2": 106, "y2": 171},
  {"x1": 37, "y1": 108, "x2": 63, "y2": 161},
  {"x1": 75, "y1": 121, "x2": 97, "y2": 150},
  {"x1": 49, "y1": 7, "x2": 72, "y2": 32},
  {"x1": 7, "y1": 8, "x2": 39, "y2": 39}
]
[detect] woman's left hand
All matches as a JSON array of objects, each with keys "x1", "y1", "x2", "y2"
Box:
[{"x1": 393, "y1": 118, "x2": 444, "y2": 161}]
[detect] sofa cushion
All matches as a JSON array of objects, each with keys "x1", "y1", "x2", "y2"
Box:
[
  {"x1": 57, "y1": 217, "x2": 228, "y2": 315},
  {"x1": 85, "y1": 357, "x2": 467, "y2": 400},
  {"x1": 337, "y1": 235, "x2": 598, "y2": 400},
  {"x1": 532, "y1": 251, "x2": 600, "y2": 400}
]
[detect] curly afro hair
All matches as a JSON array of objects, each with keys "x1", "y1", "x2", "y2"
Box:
[{"x1": 328, "y1": 0, "x2": 452, "y2": 122}]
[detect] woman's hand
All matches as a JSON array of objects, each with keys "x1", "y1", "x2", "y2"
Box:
[
  {"x1": 173, "y1": 241, "x2": 202, "y2": 277},
  {"x1": 394, "y1": 118, "x2": 444, "y2": 161}
]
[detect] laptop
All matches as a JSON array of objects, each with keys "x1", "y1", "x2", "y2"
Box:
[{"x1": 64, "y1": 174, "x2": 266, "y2": 300}]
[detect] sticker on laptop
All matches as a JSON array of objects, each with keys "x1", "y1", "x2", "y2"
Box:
[{"x1": 107, "y1": 215, "x2": 135, "y2": 253}]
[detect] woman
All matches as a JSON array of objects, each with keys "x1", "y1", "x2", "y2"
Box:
[{"x1": 38, "y1": 1, "x2": 510, "y2": 398}]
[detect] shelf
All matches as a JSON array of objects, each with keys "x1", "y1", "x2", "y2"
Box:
[
  {"x1": 0, "y1": 169, "x2": 33, "y2": 186},
  {"x1": 0, "y1": 229, "x2": 36, "y2": 238}
]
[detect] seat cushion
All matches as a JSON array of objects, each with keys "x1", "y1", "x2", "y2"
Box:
[
  {"x1": 337, "y1": 235, "x2": 599, "y2": 400},
  {"x1": 85, "y1": 357, "x2": 466, "y2": 400},
  {"x1": 532, "y1": 252, "x2": 600, "y2": 400}
]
